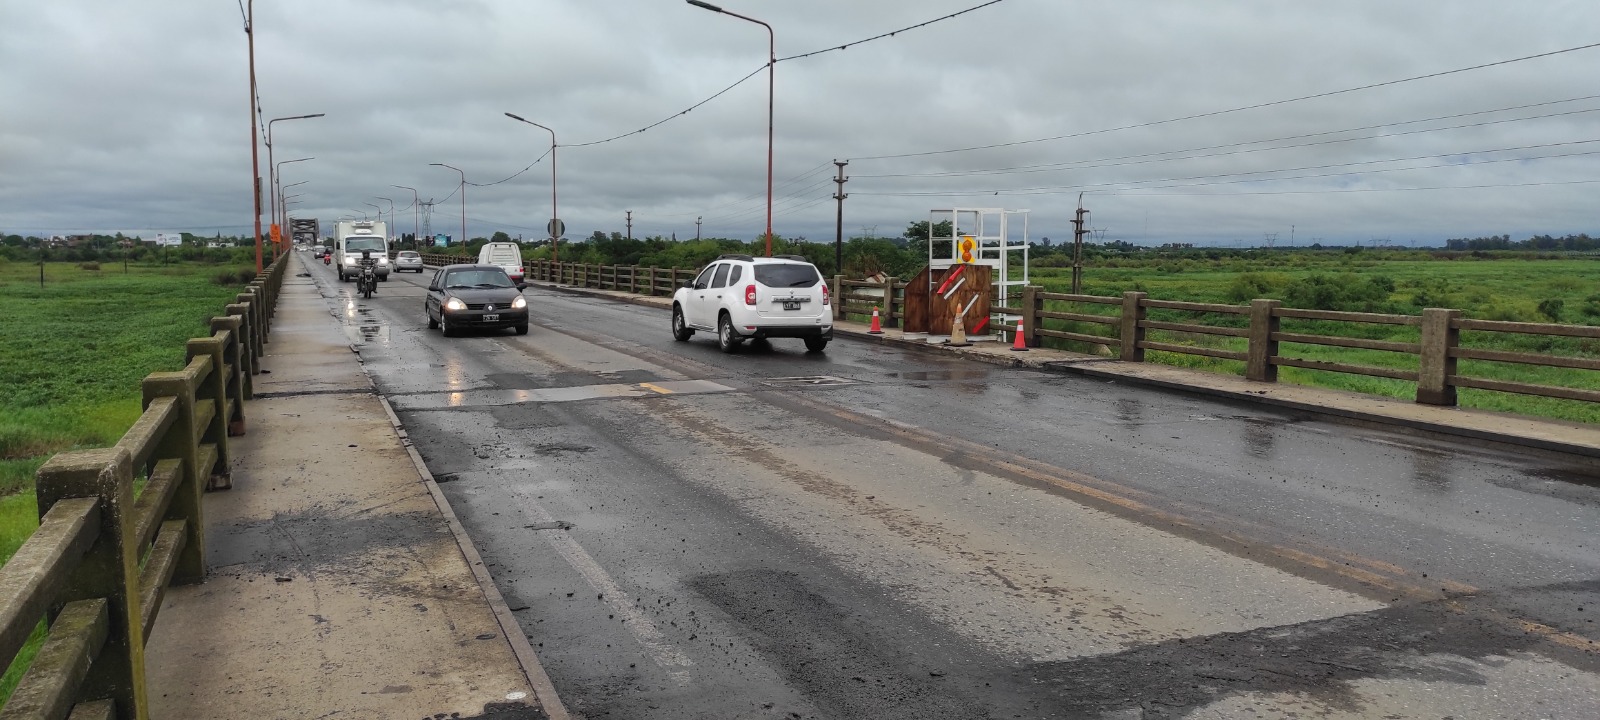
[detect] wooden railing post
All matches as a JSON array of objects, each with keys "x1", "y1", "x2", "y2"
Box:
[
  {"x1": 1017, "y1": 285, "x2": 1038, "y2": 347},
  {"x1": 34, "y1": 447, "x2": 149, "y2": 719},
  {"x1": 1417, "y1": 308, "x2": 1461, "y2": 406},
  {"x1": 883, "y1": 276, "x2": 899, "y2": 328},
  {"x1": 832, "y1": 275, "x2": 844, "y2": 321},
  {"x1": 1247, "y1": 299, "x2": 1281, "y2": 382},
  {"x1": 210, "y1": 316, "x2": 247, "y2": 434},
  {"x1": 648, "y1": 267, "x2": 658, "y2": 296},
  {"x1": 141, "y1": 367, "x2": 206, "y2": 580},
  {"x1": 1120, "y1": 292, "x2": 1147, "y2": 362}
]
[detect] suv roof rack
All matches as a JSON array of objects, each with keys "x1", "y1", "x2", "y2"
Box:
[
  {"x1": 770, "y1": 254, "x2": 809, "y2": 262},
  {"x1": 716, "y1": 253, "x2": 755, "y2": 262}
]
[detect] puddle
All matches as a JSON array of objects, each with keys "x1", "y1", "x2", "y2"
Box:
[
  {"x1": 342, "y1": 323, "x2": 390, "y2": 344},
  {"x1": 887, "y1": 369, "x2": 992, "y2": 381},
  {"x1": 1526, "y1": 467, "x2": 1600, "y2": 489}
]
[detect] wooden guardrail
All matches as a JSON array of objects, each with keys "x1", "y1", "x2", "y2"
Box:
[
  {"x1": 1007, "y1": 289, "x2": 1599, "y2": 408},
  {"x1": 0, "y1": 255, "x2": 288, "y2": 719},
  {"x1": 409, "y1": 255, "x2": 1599, "y2": 410}
]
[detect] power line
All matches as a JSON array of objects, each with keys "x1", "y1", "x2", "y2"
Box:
[
  {"x1": 465, "y1": 146, "x2": 553, "y2": 187},
  {"x1": 854, "y1": 96, "x2": 1600, "y2": 179},
  {"x1": 1102, "y1": 178, "x2": 1600, "y2": 197},
  {"x1": 850, "y1": 40, "x2": 1600, "y2": 161},
  {"x1": 776, "y1": 0, "x2": 1007, "y2": 62},
  {"x1": 561, "y1": 1, "x2": 1009, "y2": 150},
  {"x1": 854, "y1": 141, "x2": 1600, "y2": 196}
]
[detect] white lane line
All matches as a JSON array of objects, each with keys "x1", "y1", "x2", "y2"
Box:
[{"x1": 510, "y1": 489, "x2": 694, "y2": 686}]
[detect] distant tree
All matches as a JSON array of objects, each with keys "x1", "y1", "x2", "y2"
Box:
[{"x1": 491, "y1": 231, "x2": 512, "y2": 244}]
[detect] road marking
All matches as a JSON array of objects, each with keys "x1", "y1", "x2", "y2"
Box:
[
  {"x1": 640, "y1": 382, "x2": 675, "y2": 394},
  {"x1": 510, "y1": 489, "x2": 694, "y2": 686}
]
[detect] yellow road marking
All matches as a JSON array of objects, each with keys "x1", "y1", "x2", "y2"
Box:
[{"x1": 640, "y1": 382, "x2": 674, "y2": 395}]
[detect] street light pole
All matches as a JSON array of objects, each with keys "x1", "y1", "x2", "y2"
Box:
[
  {"x1": 503, "y1": 112, "x2": 560, "y2": 262},
  {"x1": 265, "y1": 113, "x2": 325, "y2": 260},
  {"x1": 686, "y1": 0, "x2": 774, "y2": 256},
  {"x1": 392, "y1": 185, "x2": 419, "y2": 246},
  {"x1": 430, "y1": 163, "x2": 466, "y2": 246},
  {"x1": 375, "y1": 197, "x2": 395, "y2": 243},
  {"x1": 273, "y1": 157, "x2": 312, "y2": 254},
  {"x1": 280, "y1": 179, "x2": 309, "y2": 236}
]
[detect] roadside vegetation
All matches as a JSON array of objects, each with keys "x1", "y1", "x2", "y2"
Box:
[{"x1": 0, "y1": 258, "x2": 254, "y2": 698}]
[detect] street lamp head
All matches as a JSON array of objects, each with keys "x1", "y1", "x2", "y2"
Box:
[
  {"x1": 504, "y1": 112, "x2": 526, "y2": 122},
  {"x1": 686, "y1": 0, "x2": 724, "y2": 12}
]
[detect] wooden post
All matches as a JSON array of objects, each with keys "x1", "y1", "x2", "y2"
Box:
[
  {"x1": 1019, "y1": 286, "x2": 1040, "y2": 347},
  {"x1": 1417, "y1": 308, "x2": 1461, "y2": 406},
  {"x1": 832, "y1": 275, "x2": 844, "y2": 321},
  {"x1": 648, "y1": 267, "x2": 658, "y2": 296},
  {"x1": 1120, "y1": 292, "x2": 1147, "y2": 362},
  {"x1": 35, "y1": 448, "x2": 149, "y2": 719},
  {"x1": 883, "y1": 275, "x2": 899, "y2": 328},
  {"x1": 210, "y1": 316, "x2": 247, "y2": 435},
  {"x1": 1247, "y1": 299, "x2": 1281, "y2": 382}
]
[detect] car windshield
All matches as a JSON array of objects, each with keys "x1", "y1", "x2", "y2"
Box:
[
  {"x1": 754, "y1": 263, "x2": 821, "y2": 288},
  {"x1": 444, "y1": 269, "x2": 513, "y2": 289},
  {"x1": 344, "y1": 237, "x2": 384, "y2": 252},
  {"x1": 399, "y1": 252, "x2": 419, "y2": 258}
]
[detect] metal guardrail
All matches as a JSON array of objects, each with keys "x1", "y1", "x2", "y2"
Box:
[{"x1": 0, "y1": 255, "x2": 288, "y2": 719}]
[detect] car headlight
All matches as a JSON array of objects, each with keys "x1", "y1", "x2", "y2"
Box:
[
  {"x1": 512, "y1": 296, "x2": 527, "y2": 309},
  {"x1": 444, "y1": 297, "x2": 466, "y2": 311},
  {"x1": 378, "y1": 257, "x2": 388, "y2": 264}
]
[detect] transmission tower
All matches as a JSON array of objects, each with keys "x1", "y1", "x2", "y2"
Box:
[
  {"x1": 420, "y1": 200, "x2": 436, "y2": 243},
  {"x1": 1264, "y1": 232, "x2": 1278, "y2": 249}
]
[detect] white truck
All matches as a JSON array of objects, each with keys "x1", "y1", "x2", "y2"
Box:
[{"x1": 333, "y1": 220, "x2": 390, "y2": 282}]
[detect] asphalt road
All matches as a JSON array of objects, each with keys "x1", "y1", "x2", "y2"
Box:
[{"x1": 304, "y1": 257, "x2": 1600, "y2": 719}]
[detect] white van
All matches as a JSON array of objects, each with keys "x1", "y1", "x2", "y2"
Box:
[{"x1": 477, "y1": 242, "x2": 524, "y2": 282}]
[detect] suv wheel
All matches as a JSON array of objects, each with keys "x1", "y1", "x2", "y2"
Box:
[
  {"x1": 717, "y1": 313, "x2": 742, "y2": 353},
  {"x1": 672, "y1": 306, "x2": 694, "y2": 341},
  {"x1": 804, "y1": 336, "x2": 829, "y2": 353}
]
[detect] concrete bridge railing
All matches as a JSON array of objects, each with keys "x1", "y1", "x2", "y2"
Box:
[{"x1": 0, "y1": 255, "x2": 288, "y2": 720}]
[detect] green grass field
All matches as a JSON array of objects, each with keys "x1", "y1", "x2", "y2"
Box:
[
  {"x1": 1021, "y1": 250, "x2": 1600, "y2": 423},
  {"x1": 0, "y1": 258, "x2": 253, "y2": 699}
]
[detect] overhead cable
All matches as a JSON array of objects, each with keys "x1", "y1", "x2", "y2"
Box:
[{"x1": 850, "y1": 40, "x2": 1600, "y2": 161}]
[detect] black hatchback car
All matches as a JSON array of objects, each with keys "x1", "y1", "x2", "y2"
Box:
[{"x1": 424, "y1": 264, "x2": 530, "y2": 336}]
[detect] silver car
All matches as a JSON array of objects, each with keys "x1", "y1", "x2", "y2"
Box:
[{"x1": 394, "y1": 250, "x2": 425, "y2": 273}]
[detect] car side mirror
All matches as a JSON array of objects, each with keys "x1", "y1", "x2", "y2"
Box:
[
  {"x1": 427, "y1": 283, "x2": 439, "y2": 292},
  {"x1": 516, "y1": 282, "x2": 528, "y2": 291}
]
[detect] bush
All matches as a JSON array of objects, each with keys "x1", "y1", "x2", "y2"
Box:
[
  {"x1": 1224, "y1": 272, "x2": 1287, "y2": 303},
  {"x1": 1282, "y1": 273, "x2": 1397, "y2": 313},
  {"x1": 77, "y1": 262, "x2": 100, "y2": 271},
  {"x1": 1537, "y1": 298, "x2": 1564, "y2": 323}
]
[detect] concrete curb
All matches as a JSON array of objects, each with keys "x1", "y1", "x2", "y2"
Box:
[
  {"x1": 525, "y1": 279, "x2": 1600, "y2": 464},
  {"x1": 376, "y1": 395, "x2": 572, "y2": 720}
]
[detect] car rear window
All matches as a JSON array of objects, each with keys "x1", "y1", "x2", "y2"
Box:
[{"x1": 754, "y1": 263, "x2": 820, "y2": 288}]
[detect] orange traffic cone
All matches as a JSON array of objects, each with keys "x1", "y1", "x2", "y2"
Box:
[
  {"x1": 868, "y1": 307, "x2": 885, "y2": 334},
  {"x1": 1011, "y1": 318, "x2": 1030, "y2": 351},
  {"x1": 947, "y1": 314, "x2": 971, "y2": 347}
]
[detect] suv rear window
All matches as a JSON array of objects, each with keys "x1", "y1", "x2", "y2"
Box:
[{"x1": 754, "y1": 263, "x2": 820, "y2": 288}]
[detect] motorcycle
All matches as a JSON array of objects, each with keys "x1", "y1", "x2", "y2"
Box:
[
  {"x1": 323, "y1": 254, "x2": 331, "y2": 266},
  {"x1": 357, "y1": 250, "x2": 377, "y2": 299}
]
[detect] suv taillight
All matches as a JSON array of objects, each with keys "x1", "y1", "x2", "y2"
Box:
[
  {"x1": 744, "y1": 284, "x2": 757, "y2": 306},
  {"x1": 821, "y1": 283, "x2": 830, "y2": 306}
]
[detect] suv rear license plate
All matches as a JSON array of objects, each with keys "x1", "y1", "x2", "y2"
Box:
[
  {"x1": 482, "y1": 313, "x2": 499, "y2": 321},
  {"x1": 782, "y1": 301, "x2": 800, "y2": 311}
]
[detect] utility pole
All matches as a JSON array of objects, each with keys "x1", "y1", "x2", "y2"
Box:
[
  {"x1": 832, "y1": 159, "x2": 848, "y2": 274},
  {"x1": 1070, "y1": 193, "x2": 1088, "y2": 294},
  {"x1": 626, "y1": 211, "x2": 633, "y2": 241},
  {"x1": 696, "y1": 216, "x2": 702, "y2": 241},
  {"x1": 1290, "y1": 224, "x2": 1295, "y2": 248}
]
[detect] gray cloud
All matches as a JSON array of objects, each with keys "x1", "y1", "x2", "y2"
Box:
[{"x1": 2, "y1": 0, "x2": 1597, "y2": 247}]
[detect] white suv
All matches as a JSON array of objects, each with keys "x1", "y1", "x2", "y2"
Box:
[{"x1": 671, "y1": 254, "x2": 832, "y2": 353}]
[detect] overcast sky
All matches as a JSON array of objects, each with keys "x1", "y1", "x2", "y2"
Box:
[{"x1": 3, "y1": 0, "x2": 1597, "y2": 247}]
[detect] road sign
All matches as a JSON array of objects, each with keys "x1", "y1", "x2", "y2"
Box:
[
  {"x1": 270, "y1": 224, "x2": 281, "y2": 244},
  {"x1": 547, "y1": 218, "x2": 565, "y2": 238}
]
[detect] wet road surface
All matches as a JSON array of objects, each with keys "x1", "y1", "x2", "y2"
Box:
[{"x1": 306, "y1": 260, "x2": 1600, "y2": 719}]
